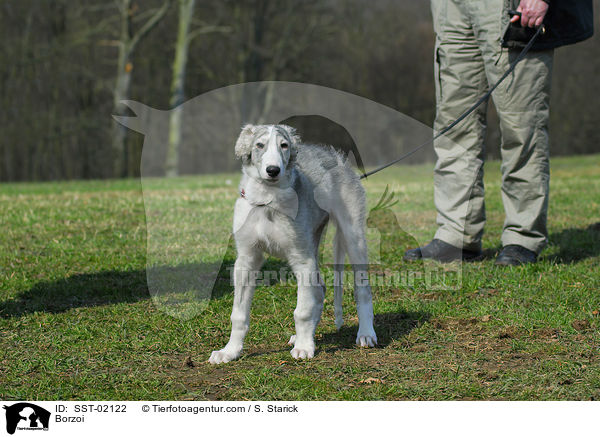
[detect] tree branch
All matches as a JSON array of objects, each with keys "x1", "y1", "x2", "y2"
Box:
[
  {"x1": 187, "y1": 25, "x2": 232, "y2": 43},
  {"x1": 129, "y1": 0, "x2": 172, "y2": 51}
]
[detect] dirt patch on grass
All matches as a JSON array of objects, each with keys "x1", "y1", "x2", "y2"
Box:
[
  {"x1": 168, "y1": 353, "x2": 244, "y2": 400},
  {"x1": 532, "y1": 327, "x2": 561, "y2": 341},
  {"x1": 572, "y1": 319, "x2": 591, "y2": 332},
  {"x1": 160, "y1": 315, "x2": 600, "y2": 400},
  {"x1": 473, "y1": 288, "x2": 502, "y2": 298}
]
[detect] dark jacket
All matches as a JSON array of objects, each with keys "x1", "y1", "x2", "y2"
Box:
[{"x1": 503, "y1": 0, "x2": 594, "y2": 50}]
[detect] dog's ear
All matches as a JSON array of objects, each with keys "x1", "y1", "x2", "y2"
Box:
[
  {"x1": 235, "y1": 124, "x2": 256, "y2": 159},
  {"x1": 280, "y1": 124, "x2": 301, "y2": 165},
  {"x1": 280, "y1": 124, "x2": 301, "y2": 146}
]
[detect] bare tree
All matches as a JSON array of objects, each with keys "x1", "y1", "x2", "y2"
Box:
[
  {"x1": 166, "y1": 1, "x2": 232, "y2": 177},
  {"x1": 229, "y1": 0, "x2": 327, "y2": 124},
  {"x1": 111, "y1": 0, "x2": 171, "y2": 178},
  {"x1": 165, "y1": 0, "x2": 195, "y2": 177}
]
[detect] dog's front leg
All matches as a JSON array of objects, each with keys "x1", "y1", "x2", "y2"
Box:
[
  {"x1": 209, "y1": 251, "x2": 263, "y2": 364},
  {"x1": 288, "y1": 259, "x2": 324, "y2": 359}
]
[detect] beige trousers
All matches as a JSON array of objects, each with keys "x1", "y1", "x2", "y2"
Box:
[{"x1": 431, "y1": 0, "x2": 554, "y2": 254}]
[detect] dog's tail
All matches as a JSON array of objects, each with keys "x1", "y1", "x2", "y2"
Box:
[{"x1": 333, "y1": 226, "x2": 345, "y2": 330}]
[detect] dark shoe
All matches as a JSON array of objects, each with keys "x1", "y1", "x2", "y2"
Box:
[
  {"x1": 495, "y1": 245, "x2": 537, "y2": 266},
  {"x1": 404, "y1": 239, "x2": 482, "y2": 263}
]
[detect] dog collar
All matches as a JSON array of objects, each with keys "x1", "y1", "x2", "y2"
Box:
[{"x1": 240, "y1": 187, "x2": 270, "y2": 206}]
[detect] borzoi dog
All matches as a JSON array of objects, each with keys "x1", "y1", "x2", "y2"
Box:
[{"x1": 208, "y1": 124, "x2": 377, "y2": 363}]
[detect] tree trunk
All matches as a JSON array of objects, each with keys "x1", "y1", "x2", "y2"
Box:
[
  {"x1": 111, "y1": 0, "x2": 171, "y2": 178},
  {"x1": 112, "y1": 42, "x2": 132, "y2": 178},
  {"x1": 166, "y1": 0, "x2": 195, "y2": 177}
]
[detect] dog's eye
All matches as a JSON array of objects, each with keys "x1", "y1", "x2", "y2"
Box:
[
  {"x1": 256, "y1": 142, "x2": 265, "y2": 149},
  {"x1": 281, "y1": 143, "x2": 289, "y2": 149}
]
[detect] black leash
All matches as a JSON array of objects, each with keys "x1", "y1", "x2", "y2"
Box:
[{"x1": 360, "y1": 23, "x2": 545, "y2": 180}]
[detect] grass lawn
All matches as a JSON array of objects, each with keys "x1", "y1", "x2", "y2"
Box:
[{"x1": 1, "y1": 154, "x2": 599, "y2": 400}]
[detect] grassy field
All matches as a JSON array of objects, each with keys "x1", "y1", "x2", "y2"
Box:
[{"x1": 1, "y1": 154, "x2": 599, "y2": 401}]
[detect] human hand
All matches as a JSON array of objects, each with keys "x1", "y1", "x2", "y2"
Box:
[{"x1": 510, "y1": 0, "x2": 549, "y2": 28}]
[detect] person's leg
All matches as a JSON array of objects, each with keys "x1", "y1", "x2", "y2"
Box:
[
  {"x1": 430, "y1": 0, "x2": 489, "y2": 254},
  {"x1": 473, "y1": 0, "x2": 553, "y2": 256}
]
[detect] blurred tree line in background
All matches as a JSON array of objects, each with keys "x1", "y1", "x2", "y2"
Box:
[{"x1": 0, "y1": 0, "x2": 598, "y2": 181}]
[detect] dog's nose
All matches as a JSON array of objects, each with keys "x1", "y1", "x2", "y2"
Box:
[{"x1": 266, "y1": 166, "x2": 280, "y2": 178}]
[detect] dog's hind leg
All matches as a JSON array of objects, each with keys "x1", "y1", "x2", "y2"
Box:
[
  {"x1": 333, "y1": 227, "x2": 346, "y2": 330},
  {"x1": 336, "y1": 218, "x2": 377, "y2": 347},
  {"x1": 209, "y1": 250, "x2": 264, "y2": 364}
]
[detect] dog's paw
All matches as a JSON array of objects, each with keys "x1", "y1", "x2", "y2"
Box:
[
  {"x1": 356, "y1": 333, "x2": 377, "y2": 348},
  {"x1": 335, "y1": 316, "x2": 344, "y2": 331},
  {"x1": 290, "y1": 346, "x2": 315, "y2": 359},
  {"x1": 288, "y1": 334, "x2": 296, "y2": 346},
  {"x1": 208, "y1": 348, "x2": 240, "y2": 364}
]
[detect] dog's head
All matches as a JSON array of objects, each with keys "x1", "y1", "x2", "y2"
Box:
[{"x1": 234, "y1": 124, "x2": 299, "y2": 183}]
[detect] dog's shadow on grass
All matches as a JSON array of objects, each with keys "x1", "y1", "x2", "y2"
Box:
[
  {"x1": 0, "y1": 236, "x2": 290, "y2": 319},
  {"x1": 241, "y1": 310, "x2": 430, "y2": 360},
  {"x1": 319, "y1": 310, "x2": 430, "y2": 352},
  {"x1": 0, "y1": 234, "x2": 239, "y2": 318},
  {"x1": 0, "y1": 262, "x2": 239, "y2": 319},
  {"x1": 0, "y1": 269, "x2": 151, "y2": 318}
]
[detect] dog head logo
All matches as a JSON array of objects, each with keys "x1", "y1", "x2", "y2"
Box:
[
  {"x1": 3, "y1": 403, "x2": 50, "y2": 435},
  {"x1": 113, "y1": 81, "x2": 463, "y2": 319}
]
